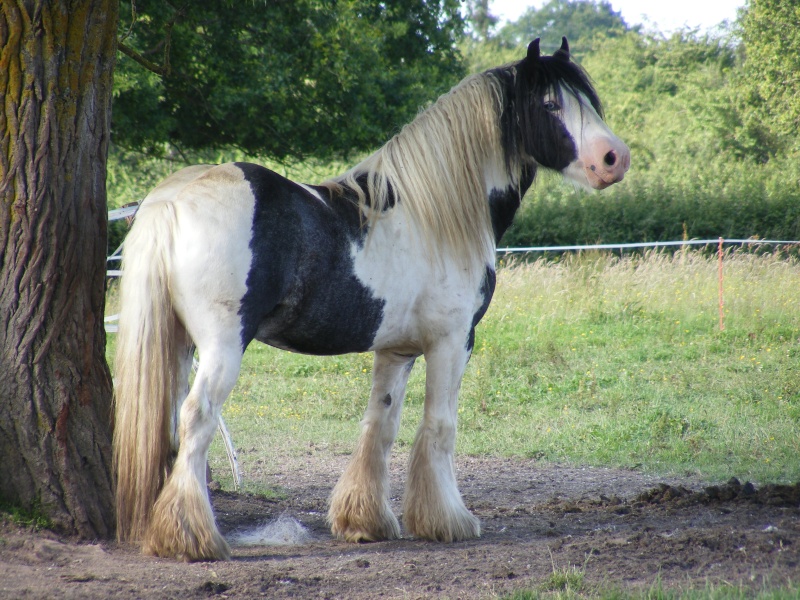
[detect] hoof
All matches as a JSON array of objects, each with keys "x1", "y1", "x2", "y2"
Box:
[
  {"x1": 143, "y1": 476, "x2": 231, "y2": 561},
  {"x1": 329, "y1": 513, "x2": 401, "y2": 543},
  {"x1": 403, "y1": 505, "x2": 481, "y2": 543},
  {"x1": 143, "y1": 525, "x2": 231, "y2": 562},
  {"x1": 328, "y1": 490, "x2": 400, "y2": 543}
]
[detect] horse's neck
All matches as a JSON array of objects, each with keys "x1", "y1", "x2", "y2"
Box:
[{"x1": 485, "y1": 162, "x2": 536, "y2": 245}]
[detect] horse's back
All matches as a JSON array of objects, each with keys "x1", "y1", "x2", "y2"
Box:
[{"x1": 142, "y1": 164, "x2": 217, "y2": 204}]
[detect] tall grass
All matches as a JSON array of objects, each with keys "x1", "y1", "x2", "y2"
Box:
[{"x1": 106, "y1": 250, "x2": 800, "y2": 490}]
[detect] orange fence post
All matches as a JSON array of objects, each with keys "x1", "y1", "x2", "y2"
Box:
[{"x1": 718, "y1": 237, "x2": 725, "y2": 331}]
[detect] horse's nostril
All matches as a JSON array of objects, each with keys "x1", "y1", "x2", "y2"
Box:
[{"x1": 604, "y1": 150, "x2": 616, "y2": 166}]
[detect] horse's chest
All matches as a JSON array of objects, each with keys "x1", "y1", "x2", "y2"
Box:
[{"x1": 350, "y1": 236, "x2": 493, "y2": 352}]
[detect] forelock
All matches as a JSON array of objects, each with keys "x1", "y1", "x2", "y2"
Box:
[{"x1": 518, "y1": 54, "x2": 603, "y2": 117}]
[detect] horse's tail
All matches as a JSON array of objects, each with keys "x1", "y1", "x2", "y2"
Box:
[{"x1": 113, "y1": 200, "x2": 186, "y2": 542}]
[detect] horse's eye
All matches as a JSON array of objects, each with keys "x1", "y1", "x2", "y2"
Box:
[{"x1": 543, "y1": 100, "x2": 560, "y2": 113}]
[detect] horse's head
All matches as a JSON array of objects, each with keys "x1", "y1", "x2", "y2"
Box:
[{"x1": 513, "y1": 37, "x2": 630, "y2": 190}]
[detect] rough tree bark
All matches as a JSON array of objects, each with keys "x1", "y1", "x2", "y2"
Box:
[{"x1": 0, "y1": 0, "x2": 118, "y2": 537}]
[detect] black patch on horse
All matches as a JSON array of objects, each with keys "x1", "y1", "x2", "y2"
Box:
[
  {"x1": 488, "y1": 165, "x2": 536, "y2": 244},
  {"x1": 353, "y1": 173, "x2": 398, "y2": 211},
  {"x1": 236, "y1": 162, "x2": 385, "y2": 355},
  {"x1": 467, "y1": 266, "x2": 497, "y2": 352}
]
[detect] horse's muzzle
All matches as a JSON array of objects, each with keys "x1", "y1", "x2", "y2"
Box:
[{"x1": 583, "y1": 136, "x2": 631, "y2": 189}]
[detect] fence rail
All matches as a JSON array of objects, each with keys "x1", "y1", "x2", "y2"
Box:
[{"x1": 498, "y1": 238, "x2": 800, "y2": 253}]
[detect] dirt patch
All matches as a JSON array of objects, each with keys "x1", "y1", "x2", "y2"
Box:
[{"x1": 2, "y1": 455, "x2": 798, "y2": 599}]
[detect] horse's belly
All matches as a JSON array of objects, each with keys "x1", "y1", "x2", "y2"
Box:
[
  {"x1": 255, "y1": 318, "x2": 381, "y2": 356},
  {"x1": 252, "y1": 284, "x2": 387, "y2": 356}
]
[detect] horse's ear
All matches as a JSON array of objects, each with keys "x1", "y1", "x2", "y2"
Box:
[
  {"x1": 526, "y1": 38, "x2": 541, "y2": 62},
  {"x1": 554, "y1": 36, "x2": 570, "y2": 61}
]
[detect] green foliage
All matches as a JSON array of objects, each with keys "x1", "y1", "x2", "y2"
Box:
[
  {"x1": 465, "y1": 0, "x2": 499, "y2": 42},
  {"x1": 503, "y1": 156, "x2": 800, "y2": 247},
  {"x1": 740, "y1": 0, "x2": 800, "y2": 148},
  {"x1": 114, "y1": 0, "x2": 465, "y2": 160},
  {"x1": 496, "y1": 0, "x2": 632, "y2": 57},
  {"x1": 0, "y1": 499, "x2": 53, "y2": 531},
  {"x1": 460, "y1": 0, "x2": 633, "y2": 83},
  {"x1": 581, "y1": 32, "x2": 745, "y2": 160}
]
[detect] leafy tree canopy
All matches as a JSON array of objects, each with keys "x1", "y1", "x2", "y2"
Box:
[
  {"x1": 495, "y1": 0, "x2": 632, "y2": 56},
  {"x1": 581, "y1": 30, "x2": 771, "y2": 165},
  {"x1": 465, "y1": 0, "x2": 499, "y2": 42},
  {"x1": 459, "y1": 0, "x2": 633, "y2": 84},
  {"x1": 113, "y1": 0, "x2": 465, "y2": 161},
  {"x1": 739, "y1": 0, "x2": 800, "y2": 148}
]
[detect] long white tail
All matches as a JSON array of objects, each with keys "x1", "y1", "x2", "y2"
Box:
[{"x1": 113, "y1": 200, "x2": 186, "y2": 542}]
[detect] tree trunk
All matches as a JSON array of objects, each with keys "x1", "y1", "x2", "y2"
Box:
[{"x1": 0, "y1": 0, "x2": 118, "y2": 538}]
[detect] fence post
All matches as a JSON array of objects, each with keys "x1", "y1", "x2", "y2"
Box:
[{"x1": 718, "y1": 237, "x2": 725, "y2": 331}]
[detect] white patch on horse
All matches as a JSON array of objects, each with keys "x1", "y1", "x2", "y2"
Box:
[
  {"x1": 297, "y1": 182, "x2": 326, "y2": 202},
  {"x1": 557, "y1": 91, "x2": 630, "y2": 190},
  {"x1": 484, "y1": 152, "x2": 515, "y2": 197},
  {"x1": 170, "y1": 165, "x2": 255, "y2": 347},
  {"x1": 350, "y1": 205, "x2": 490, "y2": 354}
]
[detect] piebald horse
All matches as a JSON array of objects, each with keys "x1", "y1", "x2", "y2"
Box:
[{"x1": 113, "y1": 38, "x2": 630, "y2": 561}]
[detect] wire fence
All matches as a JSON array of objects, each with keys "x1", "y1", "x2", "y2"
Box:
[{"x1": 498, "y1": 239, "x2": 800, "y2": 254}]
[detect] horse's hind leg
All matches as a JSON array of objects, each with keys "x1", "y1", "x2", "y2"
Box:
[
  {"x1": 328, "y1": 350, "x2": 416, "y2": 541},
  {"x1": 144, "y1": 337, "x2": 243, "y2": 561},
  {"x1": 168, "y1": 339, "x2": 196, "y2": 469},
  {"x1": 403, "y1": 336, "x2": 480, "y2": 542}
]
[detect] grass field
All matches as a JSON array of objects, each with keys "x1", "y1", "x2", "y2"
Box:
[{"x1": 107, "y1": 249, "x2": 800, "y2": 491}]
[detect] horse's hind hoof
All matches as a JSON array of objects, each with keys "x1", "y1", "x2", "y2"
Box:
[{"x1": 143, "y1": 474, "x2": 232, "y2": 561}]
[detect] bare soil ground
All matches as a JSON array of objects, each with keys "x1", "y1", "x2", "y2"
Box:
[{"x1": 2, "y1": 455, "x2": 798, "y2": 599}]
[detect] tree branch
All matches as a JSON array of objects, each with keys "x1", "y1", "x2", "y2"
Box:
[
  {"x1": 118, "y1": 0, "x2": 137, "y2": 44},
  {"x1": 117, "y1": 40, "x2": 170, "y2": 77},
  {"x1": 117, "y1": 2, "x2": 185, "y2": 78}
]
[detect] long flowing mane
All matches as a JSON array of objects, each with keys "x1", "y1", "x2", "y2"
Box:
[
  {"x1": 322, "y1": 49, "x2": 602, "y2": 266},
  {"x1": 323, "y1": 72, "x2": 506, "y2": 265}
]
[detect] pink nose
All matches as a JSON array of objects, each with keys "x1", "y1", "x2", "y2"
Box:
[{"x1": 587, "y1": 137, "x2": 630, "y2": 185}]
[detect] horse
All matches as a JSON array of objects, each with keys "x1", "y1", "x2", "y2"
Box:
[{"x1": 113, "y1": 37, "x2": 630, "y2": 561}]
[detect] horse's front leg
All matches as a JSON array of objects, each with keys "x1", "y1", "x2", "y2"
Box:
[
  {"x1": 403, "y1": 334, "x2": 480, "y2": 542},
  {"x1": 328, "y1": 350, "x2": 416, "y2": 542}
]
